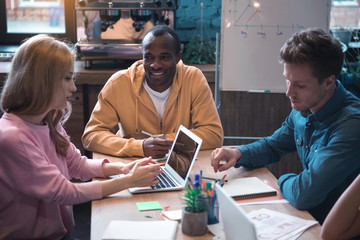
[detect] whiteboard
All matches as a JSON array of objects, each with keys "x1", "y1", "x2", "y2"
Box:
[{"x1": 220, "y1": 0, "x2": 330, "y2": 92}]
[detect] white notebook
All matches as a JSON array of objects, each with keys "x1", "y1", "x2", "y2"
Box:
[
  {"x1": 222, "y1": 177, "x2": 277, "y2": 200},
  {"x1": 102, "y1": 220, "x2": 178, "y2": 240}
]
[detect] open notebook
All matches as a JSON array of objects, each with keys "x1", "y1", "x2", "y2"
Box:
[{"x1": 129, "y1": 125, "x2": 202, "y2": 194}]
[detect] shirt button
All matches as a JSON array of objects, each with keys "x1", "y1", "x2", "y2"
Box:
[
  {"x1": 305, "y1": 146, "x2": 309, "y2": 149},
  {"x1": 306, "y1": 122, "x2": 311, "y2": 127}
]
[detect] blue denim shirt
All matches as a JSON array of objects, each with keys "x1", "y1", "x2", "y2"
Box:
[{"x1": 235, "y1": 81, "x2": 360, "y2": 222}]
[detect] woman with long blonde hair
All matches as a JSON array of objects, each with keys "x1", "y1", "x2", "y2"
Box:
[{"x1": 0, "y1": 34, "x2": 161, "y2": 240}]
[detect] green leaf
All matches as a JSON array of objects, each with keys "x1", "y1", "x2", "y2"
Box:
[
  {"x1": 182, "y1": 35, "x2": 216, "y2": 65},
  {"x1": 183, "y1": 186, "x2": 207, "y2": 213}
]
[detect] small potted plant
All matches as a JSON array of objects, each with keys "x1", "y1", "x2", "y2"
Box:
[{"x1": 181, "y1": 186, "x2": 208, "y2": 236}]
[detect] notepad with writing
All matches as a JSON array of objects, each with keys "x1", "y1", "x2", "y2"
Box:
[{"x1": 222, "y1": 177, "x2": 277, "y2": 200}]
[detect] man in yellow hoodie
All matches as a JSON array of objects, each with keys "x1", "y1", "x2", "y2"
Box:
[{"x1": 82, "y1": 25, "x2": 223, "y2": 158}]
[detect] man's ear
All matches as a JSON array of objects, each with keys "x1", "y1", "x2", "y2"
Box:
[
  {"x1": 176, "y1": 51, "x2": 182, "y2": 63},
  {"x1": 325, "y1": 75, "x2": 336, "y2": 89}
]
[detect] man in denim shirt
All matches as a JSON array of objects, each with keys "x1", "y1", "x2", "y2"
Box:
[{"x1": 211, "y1": 28, "x2": 360, "y2": 224}]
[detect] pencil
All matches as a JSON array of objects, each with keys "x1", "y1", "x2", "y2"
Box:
[
  {"x1": 140, "y1": 130, "x2": 155, "y2": 137},
  {"x1": 202, "y1": 176, "x2": 228, "y2": 182}
]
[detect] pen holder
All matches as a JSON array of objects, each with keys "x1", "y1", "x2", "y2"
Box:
[{"x1": 202, "y1": 192, "x2": 219, "y2": 224}]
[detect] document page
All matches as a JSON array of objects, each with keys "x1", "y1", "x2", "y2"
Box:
[
  {"x1": 102, "y1": 220, "x2": 178, "y2": 240},
  {"x1": 247, "y1": 208, "x2": 318, "y2": 240}
]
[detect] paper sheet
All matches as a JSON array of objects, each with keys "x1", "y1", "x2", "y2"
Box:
[
  {"x1": 247, "y1": 208, "x2": 318, "y2": 240},
  {"x1": 102, "y1": 220, "x2": 178, "y2": 240}
]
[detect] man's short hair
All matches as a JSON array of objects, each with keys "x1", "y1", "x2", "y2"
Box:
[
  {"x1": 280, "y1": 28, "x2": 344, "y2": 82},
  {"x1": 142, "y1": 25, "x2": 181, "y2": 54}
]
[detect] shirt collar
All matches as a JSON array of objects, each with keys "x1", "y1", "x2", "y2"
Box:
[{"x1": 301, "y1": 80, "x2": 346, "y2": 122}]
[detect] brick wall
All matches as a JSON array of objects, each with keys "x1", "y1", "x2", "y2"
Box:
[
  {"x1": 175, "y1": 0, "x2": 222, "y2": 42},
  {"x1": 7, "y1": 8, "x2": 51, "y2": 21}
]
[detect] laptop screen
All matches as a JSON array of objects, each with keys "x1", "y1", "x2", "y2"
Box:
[
  {"x1": 167, "y1": 129, "x2": 199, "y2": 179},
  {"x1": 128, "y1": 125, "x2": 202, "y2": 194}
]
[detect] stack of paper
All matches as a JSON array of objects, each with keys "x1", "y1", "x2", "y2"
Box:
[{"x1": 102, "y1": 220, "x2": 178, "y2": 240}]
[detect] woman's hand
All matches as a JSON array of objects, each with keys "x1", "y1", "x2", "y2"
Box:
[
  {"x1": 101, "y1": 157, "x2": 162, "y2": 197},
  {"x1": 121, "y1": 157, "x2": 158, "y2": 174},
  {"x1": 127, "y1": 158, "x2": 162, "y2": 188}
]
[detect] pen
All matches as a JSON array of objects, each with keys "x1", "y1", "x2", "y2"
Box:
[
  {"x1": 194, "y1": 174, "x2": 200, "y2": 189},
  {"x1": 140, "y1": 129, "x2": 155, "y2": 137},
  {"x1": 210, "y1": 187, "x2": 215, "y2": 197},
  {"x1": 141, "y1": 130, "x2": 172, "y2": 141},
  {"x1": 220, "y1": 174, "x2": 227, "y2": 187},
  {"x1": 187, "y1": 177, "x2": 194, "y2": 188},
  {"x1": 202, "y1": 176, "x2": 228, "y2": 182}
]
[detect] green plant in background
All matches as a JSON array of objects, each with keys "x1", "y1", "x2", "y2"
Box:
[
  {"x1": 335, "y1": 28, "x2": 360, "y2": 98},
  {"x1": 182, "y1": 35, "x2": 216, "y2": 64},
  {"x1": 341, "y1": 56, "x2": 360, "y2": 97},
  {"x1": 351, "y1": 59, "x2": 360, "y2": 90},
  {"x1": 183, "y1": 186, "x2": 207, "y2": 213},
  {"x1": 345, "y1": 56, "x2": 360, "y2": 85}
]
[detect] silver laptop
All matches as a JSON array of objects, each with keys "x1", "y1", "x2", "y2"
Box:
[
  {"x1": 215, "y1": 183, "x2": 257, "y2": 240},
  {"x1": 129, "y1": 125, "x2": 202, "y2": 194}
]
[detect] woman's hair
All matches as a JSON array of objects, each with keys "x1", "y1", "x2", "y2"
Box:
[
  {"x1": 280, "y1": 28, "x2": 344, "y2": 82},
  {"x1": 0, "y1": 34, "x2": 75, "y2": 156}
]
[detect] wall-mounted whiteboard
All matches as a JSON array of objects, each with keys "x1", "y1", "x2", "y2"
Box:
[{"x1": 220, "y1": 0, "x2": 330, "y2": 92}]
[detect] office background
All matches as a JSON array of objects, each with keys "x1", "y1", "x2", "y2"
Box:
[
  {"x1": 0, "y1": 0, "x2": 359, "y2": 238},
  {"x1": 0, "y1": 0, "x2": 359, "y2": 180}
]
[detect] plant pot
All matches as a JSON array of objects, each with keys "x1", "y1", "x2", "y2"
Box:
[{"x1": 181, "y1": 207, "x2": 208, "y2": 236}]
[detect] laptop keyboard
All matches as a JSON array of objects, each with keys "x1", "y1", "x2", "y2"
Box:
[{"x1": 152, "y1": 171, "x2": 176, "y2": 189}]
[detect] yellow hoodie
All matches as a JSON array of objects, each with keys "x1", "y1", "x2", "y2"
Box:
[{"x1": 82, "y1": 60, "x2": 223, "y2": 157}]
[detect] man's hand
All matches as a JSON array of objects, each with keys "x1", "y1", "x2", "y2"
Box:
[
  {"x1": 143, "y1": 134, "x2": 173, "y2": 158},
  {"x1": 211, "y1": 148, "x2": 242, "y2": 173}
]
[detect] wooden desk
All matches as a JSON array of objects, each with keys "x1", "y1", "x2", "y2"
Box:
[{"x1": 91, "y1": 150, "x2": 321, "y2": 240}]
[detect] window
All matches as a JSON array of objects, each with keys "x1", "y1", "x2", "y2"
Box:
[
  {"x1": 330, "y1": 0, "x2": 360, "y2": 28},
  {"x1": 0, "y1": 0, "x2": 75, "y2": 44},
  {"x1": 18, "y1": 0, "x2": 61, "y2": 8}
]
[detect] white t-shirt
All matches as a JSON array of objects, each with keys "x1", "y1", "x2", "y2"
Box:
[{"x1": 143, "y1": 80, "x2": 171, "y2": 120}]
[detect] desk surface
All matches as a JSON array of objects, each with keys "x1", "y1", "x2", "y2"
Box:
[{"x1": 91, "y1": 150, "x2": 321, "y2": 240}]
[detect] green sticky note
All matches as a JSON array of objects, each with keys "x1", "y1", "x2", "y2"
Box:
[{"x1": 136, "y1": 201, "x2": 162, "y2": 211}]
